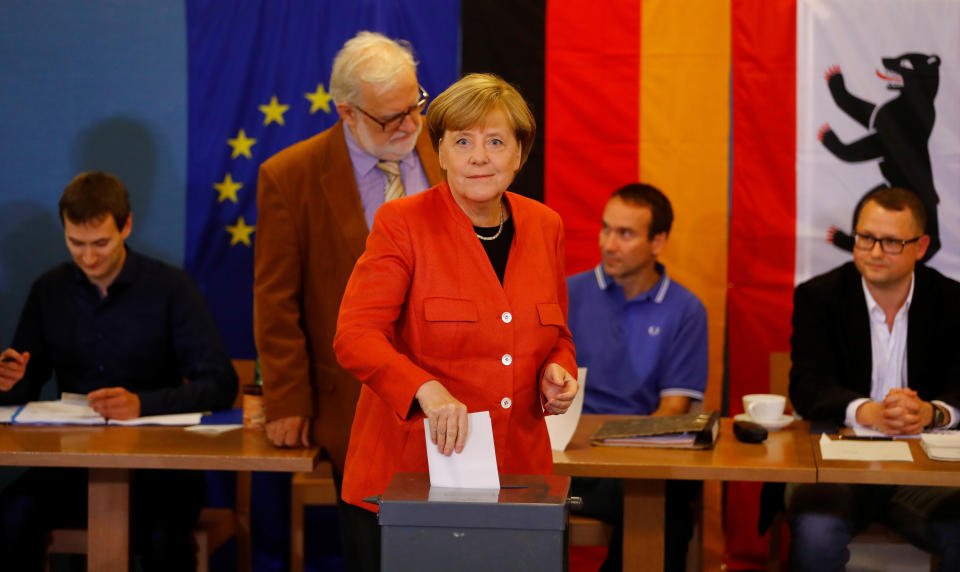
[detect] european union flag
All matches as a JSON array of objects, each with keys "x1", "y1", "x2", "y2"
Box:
[{"x1": 184, "y1": 1, "x2": 460, "y2": 357}]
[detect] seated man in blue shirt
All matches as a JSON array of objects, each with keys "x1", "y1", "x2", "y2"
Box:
[
  {"x1": 0, "y1": 171, "x2": 237, "y2": 571},
  {"x1": 567, "y1": 183, "x2": 708, "y2": 572}
]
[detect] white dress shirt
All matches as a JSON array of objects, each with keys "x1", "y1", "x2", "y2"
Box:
[{"x1": 845, "y1": 274, "x2": 958, "y2": 429}]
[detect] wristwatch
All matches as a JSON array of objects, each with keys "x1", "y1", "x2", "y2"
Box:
[{"x1": 928, "y1": 403, "x2": 947, "y2": 429}]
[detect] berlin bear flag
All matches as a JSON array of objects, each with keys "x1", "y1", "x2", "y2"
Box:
[
  {"x1": 795, "y1": 0, "x2": 960, "y2": 281},
  {"x1": 728, "y1": 0, "x2": 960, "y2": 566}
]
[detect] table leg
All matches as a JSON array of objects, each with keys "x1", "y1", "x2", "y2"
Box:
[
  {"x1": 88, "y1": 468, "x2": 130, "y2": 572},
  {"x1": 622, "y1": 479, "x2": 665, "y2": 572}
]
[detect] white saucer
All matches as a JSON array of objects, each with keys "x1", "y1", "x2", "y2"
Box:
[{"x1": 734, "y1": 413, "x2": 794, "y2": 431}]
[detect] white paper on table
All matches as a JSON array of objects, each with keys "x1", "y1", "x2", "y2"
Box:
[
  {"x1": 0, "y1": 406, "x2": 19, "y2": 423},
  {"x1": 853, "y1": 426, "x2": 920, "y2": 439},
  {"x1": 60, "y1": 393, "x2": 202, "y2": 425},
  {"x1": 184, "y1": 424, "x2": 242, "y2": 435},
  {"x1": 109, "y1": 413, "x2": 204, "y2": 426},
  {"x1": 60, "y1": 392, "x2": 90, "y2": 406},
  {"x1": 12, "y1": 401, "x2": 204, "y2": 426},
  {"x1": 13, "y1": 401, "x2": 105, "y2": 425},
  {"x1": 424, "y1": 410, "x2": 500, "y2": 489},
  {"x1": 921, "y1": 431, "x2": 960, "y2": 461},
  {"x1": 819, "y1": 433, "x2": 913, "y2": 461},
  {"x1": 545, "y1": 367, "x2": 586, "y2": 451},
  {"x1": 920, "y1": 431, "x2": 960, "y2": 447}
]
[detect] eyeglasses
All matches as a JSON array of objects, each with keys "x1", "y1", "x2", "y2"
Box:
[
  {"x1": 353, "y1": 85, "x2": 429, "y2": 132},
  {"x1": 854, "y1": 232, "x2": 922, "y2": 254}
]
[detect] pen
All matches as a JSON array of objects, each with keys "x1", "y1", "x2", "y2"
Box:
[{"x1": 837, "y1": 435, "x2": 894, "y2": 441}]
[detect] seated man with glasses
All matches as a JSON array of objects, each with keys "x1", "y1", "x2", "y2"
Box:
[
  {"x1": 254, "y1": 30, "x2": 443, "y2": 571},
  {"x1": 786, "y1": 186, "x2": 960, "y2": 571}
]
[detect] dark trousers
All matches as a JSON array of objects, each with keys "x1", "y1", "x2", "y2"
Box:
[
  {"x1": 786, "y1": 482, "x2": 960, "y2": 572},
  {"x1": 570, "y1": 477, "x2": 697, "y2": 572},
  {"x1": 331, "y1": 465, "x2": 382, "y2": 572},
  {"x1": 340, "y1": 497, "x2": 381, "y2": 572},
  {"x1": 0, "y1": 467, "x2": 204, "y2": 572}
]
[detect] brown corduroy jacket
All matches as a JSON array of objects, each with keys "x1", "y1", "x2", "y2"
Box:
[{"x1": 254, "y1": 120, "x2": 443, "y2": 471}]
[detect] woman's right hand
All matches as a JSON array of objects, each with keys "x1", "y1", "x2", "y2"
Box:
[{"x1": 415, "y1": 380, "x2": 468, "y2": 456}]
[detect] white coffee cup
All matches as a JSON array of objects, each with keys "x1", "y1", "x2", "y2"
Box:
[{"x1": 743, "y1": 394, "x2": 786, "y2": 422}]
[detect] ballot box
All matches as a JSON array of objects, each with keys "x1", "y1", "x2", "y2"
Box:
[{"x1": 377, "y1": 472, "x2": 572, "y2": 572}]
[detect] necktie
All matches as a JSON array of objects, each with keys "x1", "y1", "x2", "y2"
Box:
[{"x1": 376, "y1": 160, "x2": 405, "y2": 202}]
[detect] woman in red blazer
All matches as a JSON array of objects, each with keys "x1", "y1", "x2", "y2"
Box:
[{"x1": 334, "y1": 73, "x2": 578, "y2": 564}]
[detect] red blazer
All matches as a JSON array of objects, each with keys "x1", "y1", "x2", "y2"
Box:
[
  {"x1": 334, "y1": 182, "x2": 577, "y2": 511},
  {"x1": 254, "y1": 120, "x2": 442, "y2": 471}
]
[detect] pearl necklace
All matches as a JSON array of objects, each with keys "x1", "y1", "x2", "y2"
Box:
[{"x1": 475, "y1": 201, "x2": 505, "y2": 241}]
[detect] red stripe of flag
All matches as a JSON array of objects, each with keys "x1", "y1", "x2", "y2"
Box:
[
  {"x1": 727, "y1": 0, "x2": 797, "y2": 567},
  {"x1": 545, "y1": 0, "x2": 641, "y2": 275}
]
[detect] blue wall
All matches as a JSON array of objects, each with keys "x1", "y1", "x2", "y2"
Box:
[{"x1": 0, "y1": 1, "x2": 188, "y2": 343}]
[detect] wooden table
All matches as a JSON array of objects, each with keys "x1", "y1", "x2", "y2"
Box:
[
  {"x1": 815, "y1": 434, "x2": 960, "y2": 487},
  {"x1": 0, "y1": 424, "x2": 318, "y2": 571},
  {"x1": 553, "y1": 415, "x2": 816, "y2": 572}
]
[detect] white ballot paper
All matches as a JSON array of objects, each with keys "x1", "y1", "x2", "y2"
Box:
[
  {"x1": 424, "y1": 410, "x2": 500, "y2": 489},
  {"x1": 819, "y1": 433, "x2": 913, "y2": 462},
  {"x1": 545, "y1": 367, "x2": 586, "y2": 451}
]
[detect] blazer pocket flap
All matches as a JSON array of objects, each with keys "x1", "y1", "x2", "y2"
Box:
[
  {"x1": 424, "y1": 297, "x2": 479, "y2": 322},
  {"x1": 536, "y1": 303, "x2": 565, "y2": 326}
]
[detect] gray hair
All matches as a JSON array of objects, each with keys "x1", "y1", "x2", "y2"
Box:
[{"x1": 330, "y1": 31, "x2": 418, "y2": 106}]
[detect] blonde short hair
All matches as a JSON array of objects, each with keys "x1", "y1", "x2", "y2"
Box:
[
  {"x1": 329, "y1": 31, "x2": 418, "y2": 105},
  {"x1": 426, "y1": 73, "x2": 536, "y2": 168}
]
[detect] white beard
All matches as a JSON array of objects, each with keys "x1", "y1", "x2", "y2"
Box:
[{"x1": 355, "y1": 115, "x2": 422, "y2": 161}]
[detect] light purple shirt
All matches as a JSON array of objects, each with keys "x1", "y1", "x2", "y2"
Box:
[{"x1": 343, "y1": 125, "x2": 431, "y2": 231}]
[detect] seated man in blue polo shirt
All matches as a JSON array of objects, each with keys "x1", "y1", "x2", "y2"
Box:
[
  {"x1": 0, "y1": 171, "x2": 237, "y2": 571},
  {"x1": 567, "y1": 182, "x2": 708, "y2": 572}
]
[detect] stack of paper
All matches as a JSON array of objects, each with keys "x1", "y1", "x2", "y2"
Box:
[
  {"x1": 818, "y1": 434, "x2": 913, "y2": 461},
  {"x1": 11, "y1": 400, "x2": 203, "y2": 426},
  {"x1": 14, "y1": 401, "x2": 105, "y2": 425},
  {"x1": 921, "y1": 431, "x2": 960, "y2": 461}
]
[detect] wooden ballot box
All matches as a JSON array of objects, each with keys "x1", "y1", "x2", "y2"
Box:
[{"x1": 377, "y1": 472, "x2": 572, "y2": 572}]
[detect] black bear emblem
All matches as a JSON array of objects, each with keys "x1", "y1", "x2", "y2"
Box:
[{"x1": 819, "y1": 52, "x2": 941, "y2": 261}]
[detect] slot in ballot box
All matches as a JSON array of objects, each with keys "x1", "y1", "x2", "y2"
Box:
[{"x1": 376, "y1": 472, "x2": 572, "y2": 572}]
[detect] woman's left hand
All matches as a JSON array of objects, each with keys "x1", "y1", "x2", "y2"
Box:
[{"x1": 540, "y1": 363, "x2": 578, "y2": 415}]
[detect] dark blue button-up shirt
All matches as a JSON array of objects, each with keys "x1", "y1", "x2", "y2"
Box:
[{"x1": 2, "y1": 248, "x2": 237, "y2": 415}]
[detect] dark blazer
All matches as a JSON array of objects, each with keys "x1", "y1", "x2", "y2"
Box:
[
  {"x1": 254, "y1": 120, "x2": 443, "y2": 471},
  {"x1": 789, "y1": 261, "x2": 960, "y2": 425}
]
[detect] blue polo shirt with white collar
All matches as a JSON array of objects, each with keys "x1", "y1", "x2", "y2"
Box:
[{"x1": 567, "y1": 263, "x2": 708, "y2": 415}]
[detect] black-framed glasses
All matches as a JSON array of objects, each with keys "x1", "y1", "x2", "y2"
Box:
[
  {"x1": 354, "y1": 85, "x2": 429, "y2": 132},
  {"x1": 854, "y1": 232, "x2": 922, "y2": 254}
]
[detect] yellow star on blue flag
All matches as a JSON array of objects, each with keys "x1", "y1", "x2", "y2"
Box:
[
  {"x1": 226, "y1": 216, "x2": 255, "y2": 246},
  {"x1": 214, "y1": 173, "x2": 242, "y2": 203},
  {"x1": 259, "y1": 95, "x2": 290, "y2": 126},
  {"x1": 227, "y1": 129, "x2": 256, "y2": 159},
  {"x1": 305, "y1": 83, "x2": 333, "y2": 114}
]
